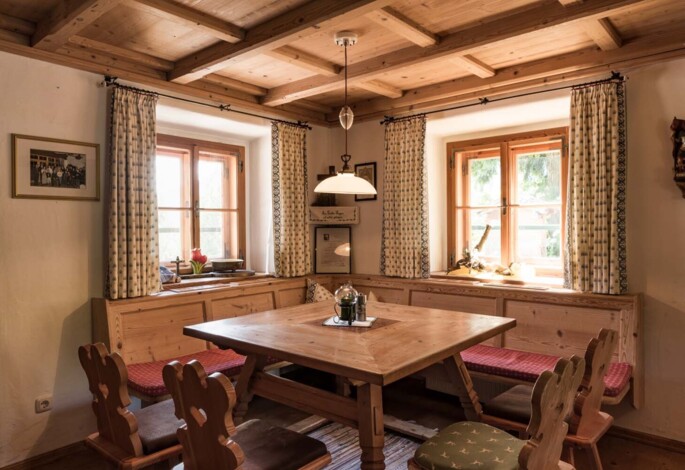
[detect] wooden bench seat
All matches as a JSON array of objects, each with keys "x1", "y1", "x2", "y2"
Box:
[{"x1": 461, "y1": 344, "x2": 633, "y2": 400}]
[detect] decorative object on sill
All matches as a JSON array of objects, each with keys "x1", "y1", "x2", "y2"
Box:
[
  {"x1": 447, "y1": 225, "x2": 515, "y2": 277},
  {"x1": 160, "y1": 266, "x2": 181, "y2": 284},
  {"x1": 671, "y1": 117, "x2": 685, "y2": 198},
  {"x1": 354, "y1": 162, "x2": 378, "y2": 201},
  {"x1": 173, "y1": 256, "x2": 185, "y2": 275},
  {"x1": 314, "y1": 32, "x2": 377, "y2": 197},
  {"x1": 334, "y1": 282, "x2": 359, "y2": 325},
  {"x1": 190, "y1": 248, "x2": 207, "y2": 274},
  {"x1": 312, "y1": 166, "x2": 338, "y2": 206},
  {"x1": 309, "y1": 206, "x2": 359, "y2": 224},
  {"x1": 212, "y1": 258, "x2": 244, "y2": 272},
  {"x1": 12, "y1": 134, "x2": 100, "y2": 201}
]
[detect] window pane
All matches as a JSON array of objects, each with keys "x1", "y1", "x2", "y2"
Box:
[
  {"x1": 468, "y1": 157, "x2": 500, "y2": 206},
  {"x1": 515, "y1": 150, "x2": 561, "y2": 204},
  {"x1": 467, "y1": 208, "x2": 501, "y2": 264},
  {"x1": 158, "y1": 210, "x2": 188, "y2": 262},
  {"x1": 199, "y1": 157, "x2": 226, "y2": 209},
  {"x1": 199, "y1": 211, "x2": 226, "y2": 260},
  {"x1": 156, "y1": 155, "x2": 182, "y2": 207},
  {"x1": 513, "y1": 207, "x2": 562, "y2": 266}
]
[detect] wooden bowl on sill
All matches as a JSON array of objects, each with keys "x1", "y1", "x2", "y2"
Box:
[{"x1": 212, "y1": 259, "x2": 244, "y2": 272}]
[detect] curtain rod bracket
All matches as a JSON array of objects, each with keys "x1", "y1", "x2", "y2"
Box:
[{"x1": 479, "y1": 97, "x2": 490, "y2": 105}]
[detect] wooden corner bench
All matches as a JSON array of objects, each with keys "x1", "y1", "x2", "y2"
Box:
[{"x1": 92, "y1": 274, "x2": 642, "y2": 410}]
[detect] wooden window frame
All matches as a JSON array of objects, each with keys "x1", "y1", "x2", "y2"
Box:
[
  {"x1": 157, "y1": 134, "x2": 246, "y2": 266},
  {"x1": 446, "y1": 127, "x2": 568, "y2": 279}
]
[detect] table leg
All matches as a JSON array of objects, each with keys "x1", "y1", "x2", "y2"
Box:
[
  {"x1": 443, "y1": 353, "x2": 483, "y2": 421},
  {"x1": 357, "y1": 383, "x2": 385, "y2": 470},
  {"x1": 233, "y1": 354, "x2": 267, "y2": 425}
]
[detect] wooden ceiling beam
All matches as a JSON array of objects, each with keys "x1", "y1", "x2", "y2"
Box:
[
  {"x1": 295, "y1": 99, "x2": 333, "y2": 114},
  {"x1": 203, "y1": 73, "x2": 268, "y2": 96},
  {"x1": 345, "y1": 29, "x2": 685, "y2": 120},
  {"x1": 68, "y1": 36, "x2": 174, "y2": 71},
  {"x1": 450, "y1": 55, "x2": 496, "y2": 78},
  {"x1": 168, "y1": 0, "x2": 393, "y2": 84},
  {"x1": 0, "y1": 12, "x2": 36, "y2": 36},
  {"x1": 558, "y1": 0, "x2": 622, "y2": 51},
  {"x1": 265, "y1": 46, "x2": 341, "y2": 76},
  {"x1": 365, "y1": 7, "x2": 438, "y2": 47},
  {"x1": 584, "y1": 18, "x2": 623, "y2": 50},
  {"x1": 0, "y1": 37, "x2": 326, "y2": 124},
  {"x1": 261, "y1": 0, "x2": 646, "y2": 106},
  {"x1": 0, "y1": 28, "x2": 29, "y2": 46},
  {"x1": 357, "y1": 80, "x2": 403, "y2": 99},
  {"x1": 32, "y1": 0, "x2": 122, "y2": 51},
  {"x1": 126, "y1": 0, "x2": 245, "y2": 44}
]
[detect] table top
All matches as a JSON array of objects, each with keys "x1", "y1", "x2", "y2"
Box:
[{"x1": 184, "y1": 301, "x2": 516, "y2": 385}]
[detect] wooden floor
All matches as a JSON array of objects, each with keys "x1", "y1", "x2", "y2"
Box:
[{"x1": 16, "y1": 372, "x2": 685, "y2": 470}]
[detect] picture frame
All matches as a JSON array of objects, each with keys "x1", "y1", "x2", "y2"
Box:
[
  {"x1": 314, "y1": 226, "x2": 351, "y2": 274},
  {"x1": 354, "y1": 162, "x2": 377, "y2": 201},
  {"x1": 12, "y1": 134, "x2": 100, "y2": 201}
]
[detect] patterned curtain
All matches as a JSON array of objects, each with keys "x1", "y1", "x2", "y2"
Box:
[
  {"x1": 564, "y1": 82, "x2": 627, "y2": 294},
  {"x1": 272, "y1": 122, "x2": 311, "y2": 277},
  {"x1": 106, "y1": 87, "x2": 160, "y2": 299},
  {"x1": 380, "y1": 115, "x2": 430, "y2": 278}
]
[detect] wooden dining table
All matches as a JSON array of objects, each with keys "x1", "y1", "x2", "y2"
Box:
[{"x1": 184, "y1": 300, "x2": 516, "y2": 470}]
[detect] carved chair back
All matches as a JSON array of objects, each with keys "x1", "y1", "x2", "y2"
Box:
[
  {"x1": 163, "y1": 360, "x2": 245, "y2": 470},
  {"x1": 519, "y1": 355, "x2": 585, "y2": 470},
  {"x1": 570, "y1": 328, "x2": 618, "y2": 435},
  {"x1": 78, "y1": 343, "x2": 143, "y2": 457}
]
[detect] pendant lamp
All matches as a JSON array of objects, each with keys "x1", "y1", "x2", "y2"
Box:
[{"x1": 314, "y1": 32, "x2": 377, "y2": 196}]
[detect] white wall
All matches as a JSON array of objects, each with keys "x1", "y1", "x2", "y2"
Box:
[
  {"x1": 609, "y1": 57, "x2": 685, "y2": 441},
  {"x1": 0, "y1": 52, "x2": 104, "y2": 467}
]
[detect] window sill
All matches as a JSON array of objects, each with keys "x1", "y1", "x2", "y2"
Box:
[
  {"x1": 161, "y1": 272, "x2": 274, "y2": 291},
  {"x1": 431, "y1": 270, "x2": 564, "y2": 290}
]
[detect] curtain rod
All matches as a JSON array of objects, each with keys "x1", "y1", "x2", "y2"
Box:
[
  {"x1": 101, "y1": 76, "x2": 312, "y2": 130},
  {"x1": 379, "y1": 71, "x2": 625, "y2": 125}
]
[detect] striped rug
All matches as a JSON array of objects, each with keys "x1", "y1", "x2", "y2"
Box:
[{"x1": 309, "y1": 423, "x2": 420, "y2": 469}]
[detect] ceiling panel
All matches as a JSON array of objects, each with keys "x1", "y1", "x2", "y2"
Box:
[{"x1": 215, "y1": 55, "x2": 315, "y2": 89}]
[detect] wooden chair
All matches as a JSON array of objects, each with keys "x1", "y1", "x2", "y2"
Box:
[
  {"x1": 483, "y1": 329, "x2": 618, "y2": 470},
  {"x1": 162, "y1": 360, "x2": 332, "y2": 470},
  {"x1": 408, "y1": 356, "x2": 584, "y2": 470},
  {"x1": 78, "y1": 343, "x2": 183, "y2": 469}
]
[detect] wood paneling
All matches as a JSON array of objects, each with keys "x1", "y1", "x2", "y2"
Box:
[
  {"x1": 212, "y1": 292, "x2": 275, "y2": 319},
  {"x1": 119, "y1": 301, "x2": 207, "y2": 364}
]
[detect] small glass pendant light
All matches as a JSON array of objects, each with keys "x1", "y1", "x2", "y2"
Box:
[{"x1": 339, "y1": 105, "x2": 354, "y2": 130}]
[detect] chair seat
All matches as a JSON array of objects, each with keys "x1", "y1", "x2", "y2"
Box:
[
  {"x1": 128, "y1": 349, "x2": 275, "y2": 398},
  {"x1": 171, "y1": 419, "x2": 329, "y2": 470},
  {"x1": 414, "y1": 421, "x2": 525, "y2": 470},
  {"x1": 134, "y1": 399, "x2": 183, "y2": 454},
  {"x1": 235, "y1": 419, "x2": 329, "y2": 470},
  {"x1": 461, "y1": 344, "x2": 632, "y2": 397}
]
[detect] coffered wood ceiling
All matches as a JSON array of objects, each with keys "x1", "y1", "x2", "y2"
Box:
[{"x1": 0, "y1": 0, "x2": 683, "y2": 125}]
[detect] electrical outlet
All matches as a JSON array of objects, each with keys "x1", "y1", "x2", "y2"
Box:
[{"x1": 35, "y1": 395, "x2": 52, "y2": 413}]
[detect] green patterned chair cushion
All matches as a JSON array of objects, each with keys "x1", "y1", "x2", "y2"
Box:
[{"x1": 414, "y1": 421, "x2": 526, "y2": 470}]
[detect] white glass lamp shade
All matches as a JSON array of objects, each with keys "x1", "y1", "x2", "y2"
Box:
[
  {"x1": 339, "y1": 105, "x2": 354, "y2": 130},
  {"x1": 314, "y1": 172, "x2": 377, "y2": 195}
]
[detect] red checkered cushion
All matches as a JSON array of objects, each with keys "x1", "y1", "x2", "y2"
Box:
[
  {"x1": 461, "y1": 344, "x2": 632, "y2": 398},
  {"x1": 128, "y1": 349, "x2": 249, "y2": 398}
]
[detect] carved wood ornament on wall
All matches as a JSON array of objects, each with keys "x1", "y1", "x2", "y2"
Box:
[{"x1": 671, "y1": 117, "x2": 685, "y2": 198}]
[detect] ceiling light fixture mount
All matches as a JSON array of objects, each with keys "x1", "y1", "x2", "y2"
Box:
[{"x1": 314, "y1": 31, "x2": 377, "y2": 196}]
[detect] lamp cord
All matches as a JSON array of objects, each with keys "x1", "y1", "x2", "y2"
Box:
[{"x1": 344, "y1": 41, "x2": 349, "y2": 157}]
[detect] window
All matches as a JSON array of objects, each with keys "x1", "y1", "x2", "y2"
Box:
[
  {"x1": 156, "y1": 135, "x2": 246, "y2": 264},
  {"x1": 447, "y1": 128, "x2": 568, "y2": 280}
]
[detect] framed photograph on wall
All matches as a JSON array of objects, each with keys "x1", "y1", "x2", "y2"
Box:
[
  {"x1": 315, "y1": 226, "x2": 351, "y2": 274},
  {"x1": 354, "y1": 162, "x2": 377, "y2": 201},
  {"x1": 12, "y1": 134, "x2": 100, "y2": 201}
]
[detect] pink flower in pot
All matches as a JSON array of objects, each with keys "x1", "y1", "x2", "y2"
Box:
[{"x1": 190, "y1": 248, "x2": 207, "y2": 274}]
